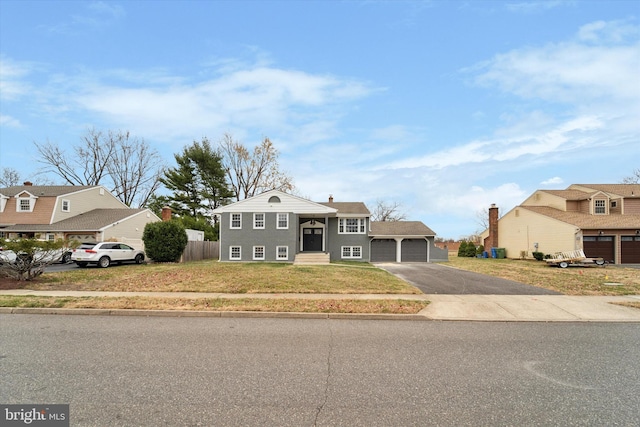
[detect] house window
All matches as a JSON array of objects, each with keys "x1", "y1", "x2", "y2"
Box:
[
  {"x1": 231, "y1": 213, "x2": 242, "y2": 229},
  {"x1": 594, "y1": 200, "x2": 606, "y2": 214},
  {"x1": 611, "y1": 201, "x2": 617, "y2": 208},
  {"x1": 62, "y1": 200, "x2": 70, "y2": 212},
  {"x1": 269, "y1": 196, "x2": 281, "y2": 203},
  {"x1": 276, "y1": 246, "x2": 288, "y2": 260},
  {"x1": 18, "y1": 198, "x2": 33, "y2": 212},
  {"x1": 341, "y1": 246, "x2": 362, "y2": 259},
  {"x1": 277, "y1": 213, "x2": 288, "y2": 229},
  {"x1": 338, "y1": 218, "x2": 365, "y2": 234},
  {"x1": 254, "y1": 213, "x2": 265, "y2": 229},
  {"x1": 230, "y1": 246, "x2": 241, "y2": 260},
  {"x1": 253, "y1": 246, "x2": 265, "y2": 260}
]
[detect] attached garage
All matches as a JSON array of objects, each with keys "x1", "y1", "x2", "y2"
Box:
[
  {"x1": 621, "y1": 236, "x2": 640, "y2": 264},
  {"x1": 369, "y1": 221, "x2": 447, "y2": 263},
  {"x1": 584, "y1": 236, "x2": 615, "y2": 263},
  {"x1": 370, "y1": 239, "x2": 396, "y2": 262},
  {"x1": 401, "y1": 239, "x2": 428, "y2": 262}
]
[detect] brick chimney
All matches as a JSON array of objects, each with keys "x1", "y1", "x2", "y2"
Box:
[
  {"x1": 161, "y1": 206, "x2": 172, "y2": 222},
  {"x1": 328, "y1": 195, "x2": 334, "y2": 203},
  {"x1": 488, "y1": 204, "x2": 499, "y2": 249},
  {"x1": 23, "y1": 181, "x2": 33, "y2": 186}
]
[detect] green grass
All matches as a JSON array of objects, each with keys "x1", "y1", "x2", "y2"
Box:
[
  {"x1": 0, "y1": 295, "x2": 429, "y2": 314},
  {"x1": 443, "y1": 255, "x2": 640, "y2": 296},
  {"x1": 27, "y1": 260, "x2": 421, "y2": 294}
]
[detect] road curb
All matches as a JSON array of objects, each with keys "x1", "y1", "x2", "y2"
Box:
[{"x1": 0, "y1": 306, "x2": 429, "y2": 320}]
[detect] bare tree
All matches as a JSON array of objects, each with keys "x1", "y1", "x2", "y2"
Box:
[
  {"x1": 0, "y1": 168, "x2": 21, "y2": 187},
  {"x1": 34, "y1": 128, "x2": 164, "y2": 207},
  {"x1": 107, "y1": 131, "x2": 164, "y2": 207},
  {"x1": 34, "y1": 128, "x2": 114, "y2": 185},
  {"x1": 219, "y1": 134, "x2": 294, "y2": 201},
  {"x1": 622, "y1": 169, "x2": 640, "y2": 184},
  {"x1": 371, "y1": 200, "x2": 407, "y2": 222}
]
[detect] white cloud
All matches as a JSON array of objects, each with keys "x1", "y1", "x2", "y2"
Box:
[
  {"x1": 541, "y1": 177, "x2": 563, "y2": 185},
  {"x1": 0, "y1": 114, "x2": 22, "y2": 128},
  {"x1": 73, "y1": 66, "x2": 376, "y2": 142},
  {"x1": 0, "y1": 57, "x2": 34, "y2": 101}
]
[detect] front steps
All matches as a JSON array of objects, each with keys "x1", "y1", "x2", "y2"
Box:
[{"x1": 293, "y1": 252, "x2": 330, "y2": 265}]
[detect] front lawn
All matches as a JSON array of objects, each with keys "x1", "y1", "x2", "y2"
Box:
[
  {"x1": 21, "y1": 261, "x2": 422, "y2": 294},
  {"x1": 444, "y1": 256, "x2": 640, "y2": 296}
]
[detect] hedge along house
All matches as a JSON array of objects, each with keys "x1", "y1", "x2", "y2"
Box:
[{"x1": 212, "y1": 190, "x2": 445, "y2": 263}]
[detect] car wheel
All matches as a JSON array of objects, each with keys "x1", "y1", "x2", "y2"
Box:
[
  {"x1": 98, "y1": 256, "x2": 111, "y2": 268},
  {"x1": 135, "y1": 254, "x2": 145, "y2": 264},
  {"x1": 76, "y1": 262, "x2": 88, "y2": 268},
  {"x1": 62, "y1": 253, "x2": 71, "y2": 264}
]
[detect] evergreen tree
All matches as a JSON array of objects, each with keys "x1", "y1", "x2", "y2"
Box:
[
  {"x1": 160, "y1": 138, "x2": 232, "y2": 223},
  {"x1": 457, "y1": 241, "x2": 468, "y2": 257}
]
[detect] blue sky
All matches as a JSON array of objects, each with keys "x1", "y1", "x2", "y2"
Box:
[{"x1": 1, "y1": 0, "x2": 638, "y2": 239}]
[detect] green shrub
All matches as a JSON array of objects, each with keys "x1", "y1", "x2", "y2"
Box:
[
  {"x1": 465, "y1": 241, "x2": 477, "y2": 257},
  {"x1": 532, "y1": 252, "x2": 545, "y2": 261},
  {"x1": 457, "y1": 241, "x2": 468, "y2": 257},
  {"x1": 142, "y1": 221, "x2": 188, "y2": 262}
]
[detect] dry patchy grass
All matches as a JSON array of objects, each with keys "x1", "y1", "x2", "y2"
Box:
[
  {"x1": 445, "y1": 256, "x2": 640, "y2": 296},
  {"x1": 0, "y1": 295, "x2": 428, "y2": 314},
  {"x1": 26, "y1": 261, "x2": 421, "y2": 294}
]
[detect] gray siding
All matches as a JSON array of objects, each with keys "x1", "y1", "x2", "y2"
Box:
[
  {"x1": 219, "y1": 212, "x2": 297, "y2": 262},
  {"x1": 325, "y1": 218, "x2": 370, "y2": 262}
]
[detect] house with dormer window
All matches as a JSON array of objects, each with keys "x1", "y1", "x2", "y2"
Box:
[
  {"x1": 212, "y1": 190, "x2": 447, "y2": 263},
  {"x1": 0, "y1": 183, "x2": 160, "y2": 244},
  {"x1": 483, "y1": 184, "x2": 640, "y2": 264}
]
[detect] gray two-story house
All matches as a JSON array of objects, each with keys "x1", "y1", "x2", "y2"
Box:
[{"x1": 212, "y1": 190, "x2": 447, "y2": 263}]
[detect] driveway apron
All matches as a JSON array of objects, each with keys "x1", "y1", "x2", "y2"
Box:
[{"x1": 377, "y1": 263, "x2": 561, "y2": 295}]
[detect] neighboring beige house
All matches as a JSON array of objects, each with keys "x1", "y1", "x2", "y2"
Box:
[
  {"x1": 0, "y1": 183, "x2": 160, "y2": 245},
  {"x1": 482, "y1": 184, "x2": 640, "y2": 264}
]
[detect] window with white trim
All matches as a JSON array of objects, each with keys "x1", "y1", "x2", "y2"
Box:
[
  {"x1": 594, "y1": 199, "x2": 606, "y2": 214},
  {"x1": 341, "y1": 246, "x2": 362, "y2": 259},
  {"x1": 338, "y1": 218, "x2": 366, "y2": 234},
  {"x1": 277, "y1": 213, "x2": 288, "y2": 229},
  {"x1": 18, "y1": 197, "x2": 34, "y2": 212},
  {"x1": 62, "y1": 199, "x2": 70, "y2": 212},
  {"x1": 254, "y1": 213, "x2": 265, "y2": 229},
  {"x1": 253, "y1": 246, "x2": 265, "y2": 260},
  {"x1": 230, "y1": 213, "x2": 242, "y2": 229},
  {"x1": 230, "y1": 246, "x2": 241, "y2": 260},
  {"x1": 276, "y1": 246, "x2": 288, "y2": 260}
]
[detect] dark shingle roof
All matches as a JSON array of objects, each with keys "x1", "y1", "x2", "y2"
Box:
[
  {"x1": 2, "y1": 209, "x2": 148, "y2": 232},
  {"x1": 0, "y1": 185, "x2": 96, "y2": 197},
  {"x1": 319, "y1": 202, "x2": 370, "y2": 215},
  {"x1": 370, "y1": 221, "x2": 436, "y2": 237}
]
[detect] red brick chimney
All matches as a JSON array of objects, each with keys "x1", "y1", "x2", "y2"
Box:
[
  {"x1": 161, "y1": 206, "x2": 172, "y2": 222},
  {"x1": 328, "y1": 195, "x2": 334, "y2": 203},
  {"x1": 23, "y1": 181, "x2": 33, "y2": 186},
  {"x1": 488, "y1": 204, "x2": 499, "y2": 249}
]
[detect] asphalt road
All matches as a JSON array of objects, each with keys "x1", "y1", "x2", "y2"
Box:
[
  {"x1": 1, "y1": 315, "x2": 638, "y2": 426},
  {"x1": 378, "y1": 262, "x2": 561, "y2": 295}
]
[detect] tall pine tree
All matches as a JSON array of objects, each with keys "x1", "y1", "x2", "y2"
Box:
[{"x1": 160, "y1": 138, "x2": 232, "y2": 222}]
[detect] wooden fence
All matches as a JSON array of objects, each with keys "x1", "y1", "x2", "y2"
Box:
[{"x1": 180, "y1": 241, "x2": 219, "y2": 263}]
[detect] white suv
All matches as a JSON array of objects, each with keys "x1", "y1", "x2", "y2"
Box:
[{"x1": 71, "y1": 242, "x2": 145, "y2": 268}]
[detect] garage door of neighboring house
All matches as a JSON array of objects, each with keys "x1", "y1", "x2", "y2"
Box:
[
  {"x1": 584, "y1": 236, "x2": 615, "y2": 263},
  {"x1": 621, "y1": 236, "x2": 640, "y2": 264},
  {"x1": 371, "y1": 239, "x2": 396, "y2": 262},
  {"x1": 66, "y1": 234, "x2": 96, "y2": 243},
  {"x1": 401, "y1": 239, "x2": 427, "y2": 262}
]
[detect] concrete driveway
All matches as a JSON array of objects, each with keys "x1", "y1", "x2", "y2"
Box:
[{"x1": 377, "y1": 262, "x2": 561, "y2": 295}]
